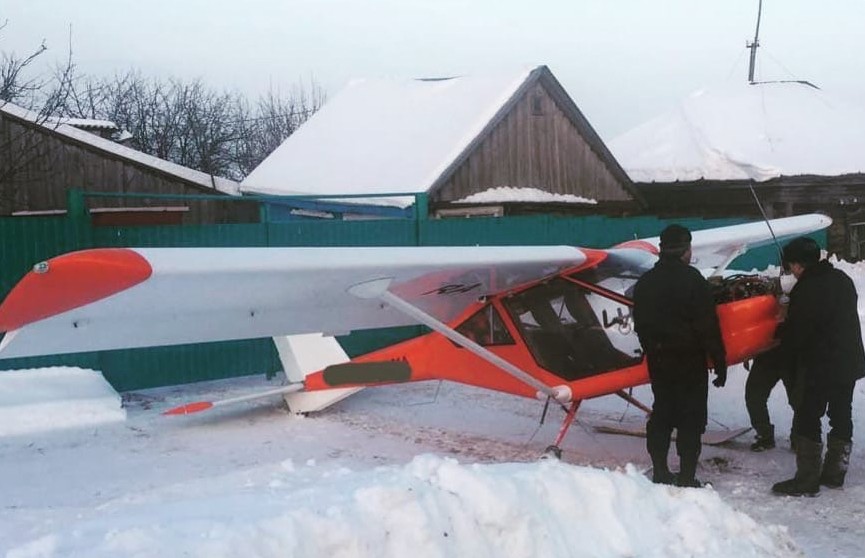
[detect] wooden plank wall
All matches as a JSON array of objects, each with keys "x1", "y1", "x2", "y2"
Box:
[
  {"x1": 635, "y1": 176, "x2": 865, "y2": 259},
  {"x1": 0, "y1": 113, "x2": 257, "y2": 224},
  {"x1": 435, "y1": 82, "x2": 632, "y2": 204}
]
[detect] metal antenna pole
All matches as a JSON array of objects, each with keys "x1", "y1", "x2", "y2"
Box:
[
  {"x1": 747, "y1": 0, "x2": 764, "y2": 83},
  {"x1": 748, "y1": 179, "x2": 784, "y2": 265}
]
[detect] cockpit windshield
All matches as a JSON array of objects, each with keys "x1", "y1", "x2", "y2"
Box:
[{"x1": 503, "y1": 277, "x2": 642, "y2": 380}]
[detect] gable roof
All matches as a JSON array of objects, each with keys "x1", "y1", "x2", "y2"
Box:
[
  {"x1": 0, "y1": 101, "x2": 240, "y2": 195},
  {"x1": 241, "y1": 66, "x2": 639, "y2": 204},
  {"x1": 609, "y1": 81, "x2": 865, "y2": 183}
]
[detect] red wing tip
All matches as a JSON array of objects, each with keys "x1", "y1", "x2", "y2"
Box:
[
  {"x1": 0, "y1": 248, "x2": 152, "y2": 331},
  {"x1": 163, "y1": 401, "x2": 214, "y2": 416}
]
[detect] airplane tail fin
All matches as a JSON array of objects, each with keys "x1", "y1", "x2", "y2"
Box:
[{"x1": 273, "y1": 333, "x2": 363, "y2": 414}]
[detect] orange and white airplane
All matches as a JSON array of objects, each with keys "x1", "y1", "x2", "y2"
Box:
[{"x1": 0, "y1": 214, "x2": 831, "y2": 455}]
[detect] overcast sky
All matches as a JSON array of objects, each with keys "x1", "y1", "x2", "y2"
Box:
[{"x1": 3, "y1": 0, "x2": 864, "y2": 138}]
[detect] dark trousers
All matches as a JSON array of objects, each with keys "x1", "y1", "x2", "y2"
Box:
[
  {"x1": 745, "y1": 355, "x2": 792, "y2": 429},
  {"x1": 646, "y1": 371, "x2": 709, "y2": 473},
  {"x1": 791, "y1": 375, "x2": 856, "y2": 444}
]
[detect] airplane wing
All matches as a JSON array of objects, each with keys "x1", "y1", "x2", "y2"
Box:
[
  {"x1": 0, "y1": 213, "x2": 831, "y2": 360},
  {"x1": 0, "y1": 246, "x2": 585, "y2": 359},
  {"x1": 611, "y1": 213, "x2": 832, "y2": 275},
  {"x1": 649, "y1": 213, "x2": 832, "y2": 270}
]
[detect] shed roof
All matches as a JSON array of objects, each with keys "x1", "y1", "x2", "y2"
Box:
[
  {"x1": 241, "y1": 66, "x2": 635, "y2": 205},
  {"x1": 609, "y1": 81, "x2": 865, "y2": 184},
  {"x1": 1, "y1": 101, "x2": 240, "y2": 195}
]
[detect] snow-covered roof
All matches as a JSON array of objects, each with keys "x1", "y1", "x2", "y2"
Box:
[
  {"x1": 1, "y1": 101, "x2": 240, "y2": 195},
  {"x1": 241, "y1": 67, "x2": 540, "y2": 198},
  {"x1": 455, "y1": 186, "x2": 597, "y2": 205},
  {"x1": 49, "y1": 117, "x2": 119, "y2": 130},
  {"x1": 609, "y1": 81, "x2": 865, "y2": 183}
]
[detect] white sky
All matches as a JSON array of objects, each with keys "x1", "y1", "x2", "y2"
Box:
[{"x1": 3, "y1": 1, "x2": 865, "y2": 138}]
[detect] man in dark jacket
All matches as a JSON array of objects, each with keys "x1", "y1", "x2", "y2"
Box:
[
  {"x1": 633, "y1": 224, "x2": 727, "y2": 488},
  {"x1": 772, "y1": 237, "x2": 865, "y2": 496}
]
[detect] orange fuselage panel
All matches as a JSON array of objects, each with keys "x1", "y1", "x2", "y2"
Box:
[{"x1": 304, "y1": 292, "x2": 782, "y2": 402}]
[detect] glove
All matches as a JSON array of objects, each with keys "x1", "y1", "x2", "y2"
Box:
[{"x1": 712, "y1": 366, "x2": 727, "y2": 388}]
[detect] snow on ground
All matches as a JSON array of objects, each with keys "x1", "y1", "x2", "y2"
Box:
[
  {"x1": 3, "y1": 260, "x2": 865, "y2": 557},
  {"x1": 1, "y1": 370, "x2": 810, "y2": 558}
]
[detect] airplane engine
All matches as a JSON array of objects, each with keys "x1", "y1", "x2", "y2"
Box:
[{"x1": 710, "y1": 273, "x2": 782, "y2": 365}]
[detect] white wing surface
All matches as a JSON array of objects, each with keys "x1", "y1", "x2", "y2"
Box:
[
  {"x1": 0, "y1": 213, "x2": 832, "y2": 360},
  {"x1": 652, "y1": 213, "x2": 831, "y2": 270},
  {"x1": 0, "y1": 246, "x2": 583, "y2": 359},
  {"x1": 612, "y1": 213, "x2": 832, "y2": 274}
]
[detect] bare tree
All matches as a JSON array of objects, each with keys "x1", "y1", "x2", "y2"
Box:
[
  {"x1": 60, "y1": 71, "x2": 325, "y2": 180},
  {"x1": 0, "y1": 22, "x2": 47, "y2": 105},
  {"x1": 4, "y1": 18, "x2": 324, "y2": 198},
  {"x1": 0, "y1": 22, "x2": 77, "y2": 211}
]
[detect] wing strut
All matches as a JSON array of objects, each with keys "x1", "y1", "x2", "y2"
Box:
[
  {"x1": 348, "y1": 278, "x2": 572, "y2": 403},
  {"x1": 708, "y1": 244, "x2": 745, "y2": 277}
]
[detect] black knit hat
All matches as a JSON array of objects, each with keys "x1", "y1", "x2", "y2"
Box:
[
  {"x1": 782, "y1": 236, "x2": 820, "y2": 268},
  {"x1": 659, "y1": 224, "x2": 692, "y2": 256}
]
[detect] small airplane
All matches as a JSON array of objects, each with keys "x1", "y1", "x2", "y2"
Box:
[{"x1": 0, "y1": 213, "x2": 831, "y2": 456}]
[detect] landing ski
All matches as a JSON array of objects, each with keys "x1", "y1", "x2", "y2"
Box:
[{"x1": 594, "y1": 423, "x2": 751, "y2": 446}]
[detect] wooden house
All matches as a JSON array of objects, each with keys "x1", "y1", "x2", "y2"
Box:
[
  {"x1": 609, "y1": 82, "x2": 865, "y2": 259},
  {"x1": 242, "y1": 66, "x2": 644, "y2": 218},
  {"x1": 0, "y1": 102, "x2": 257, "y2": 224}
]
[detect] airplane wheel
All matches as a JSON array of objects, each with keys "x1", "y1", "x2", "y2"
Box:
[{"x1": 541, "y1": 445, "x2": 563, "y2": 460}]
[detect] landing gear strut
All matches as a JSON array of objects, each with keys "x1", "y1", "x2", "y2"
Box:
[{"x1": 542, "y1": 399, "x2": 582, "y2": 459}]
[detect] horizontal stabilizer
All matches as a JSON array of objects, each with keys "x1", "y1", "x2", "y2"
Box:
[
  {"x1": 322, "y1": 361, "x2": 412, "y2": 387},
  {"x1": 163, "y1": 383, "x2": 304, "y2": 416}
]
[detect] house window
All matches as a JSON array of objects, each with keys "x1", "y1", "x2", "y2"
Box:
[{"x1": 531, "y1": 95, "x2": 544, "y2": 116}]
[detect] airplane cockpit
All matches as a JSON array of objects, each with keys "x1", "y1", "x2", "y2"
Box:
[
  {"x1": 500, "y1": 275, "x2": 643, "y2": 381},
  {"x1": 451, "y1": 252, "x2": 781, "y2": 384}
]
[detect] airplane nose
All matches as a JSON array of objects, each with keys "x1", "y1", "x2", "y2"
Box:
[{"x1": 0, "y1": 248, "x2": 152, "y2": 331}]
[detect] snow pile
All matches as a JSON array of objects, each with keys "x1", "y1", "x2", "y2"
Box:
[
  {"x1": 456, "y1": 186, "x2": 597, "y2": 205},
  {"x1": 5, "y1": 455, "x2": 799, "y2": 558},
  {"x1": 0, "y1": 367, "x2": 125, "y2": 437},
  {"x1": 609, "y1": 81, "x2": 865, "y2": 183}
]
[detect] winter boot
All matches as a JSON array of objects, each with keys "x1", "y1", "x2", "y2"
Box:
[
  {"x1": 772, "y1": 436, "x2": 822, "y2": 497},
  {"x1": 821, "y1": 438, "x2": 852, "y2": 488},
  {"x1": 647, "y1": 425, "x2": 675, "y2": 485},
  {"x1": 652, "y1": 469, "x2": 676, "y2": 485},
  {"x1": 750, "y1": 424, "x2": 776, "y2": 452},
  {"x1": 649, "y1": 450, "x2": 675, "y2": 485},
  {"x1": 675, "y1": 450, "x2": 703, "y2": 488}
]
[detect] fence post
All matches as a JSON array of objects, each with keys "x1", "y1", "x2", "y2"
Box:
[
  {"x1": 66, "y1": 188, "x2": 89, "y2": 223},
  {"x1": 414, "y1": 193, "x2": 428, "y2": 246}
]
